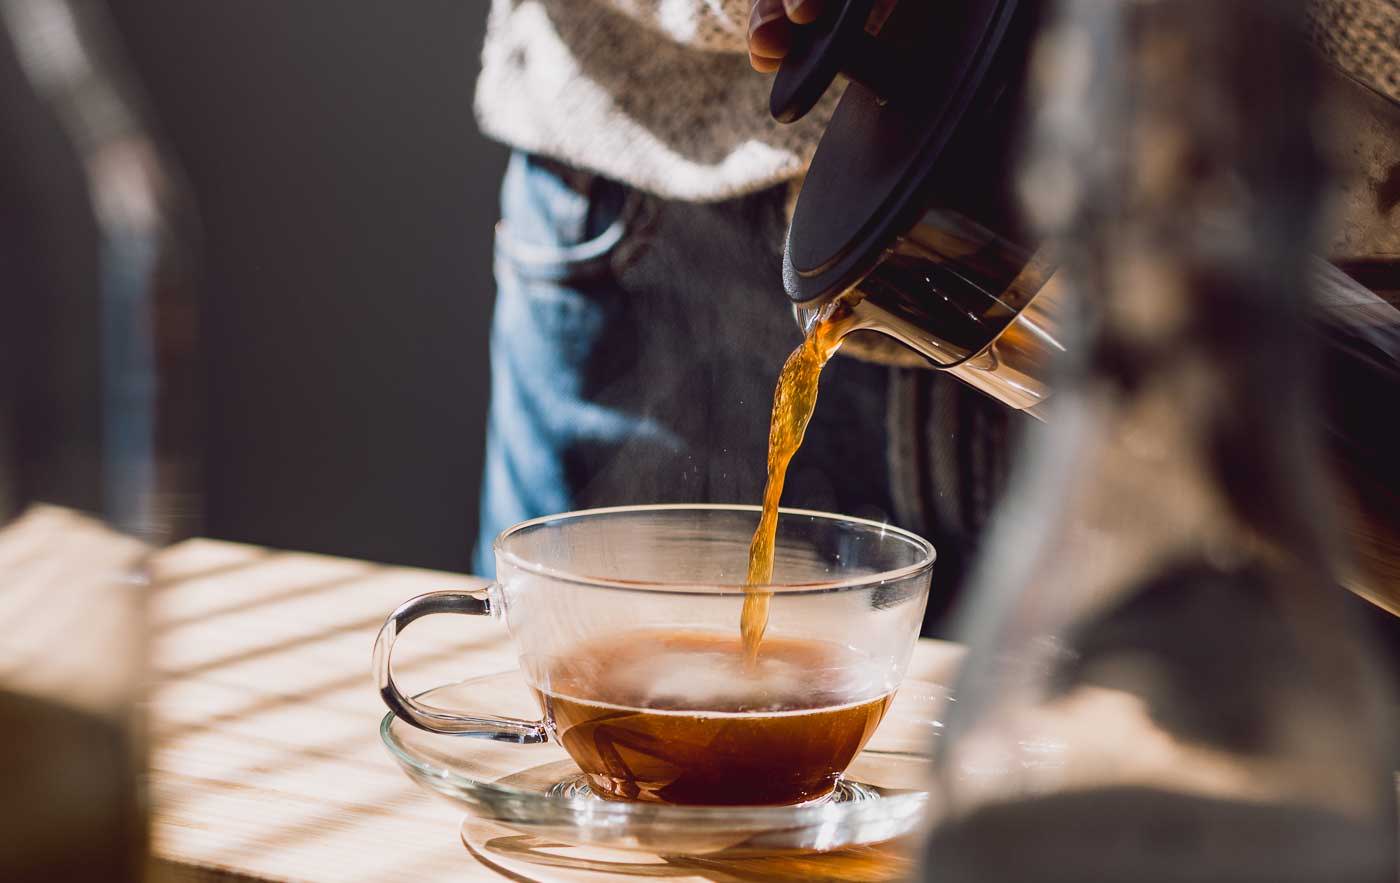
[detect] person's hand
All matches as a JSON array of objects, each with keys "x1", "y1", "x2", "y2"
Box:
[{"x1": 748, "y1": 0, "x2": 824, "y2": 72}]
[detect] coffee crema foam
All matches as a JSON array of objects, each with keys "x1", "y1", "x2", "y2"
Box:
[{"x1": 540, "y1": 629, "x2": 887, "y2": 714}]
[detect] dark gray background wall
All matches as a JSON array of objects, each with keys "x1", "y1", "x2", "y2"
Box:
[{"x1": 108, "y1": 2, "x2": 507, "y2": 571}]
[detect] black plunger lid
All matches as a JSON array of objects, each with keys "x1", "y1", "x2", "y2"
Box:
[{"x1": 774, "y1": 0, "x2": 1023, "y2": 303}]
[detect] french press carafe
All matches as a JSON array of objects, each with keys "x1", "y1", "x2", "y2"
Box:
[
  {"x1": 773, "y1": 0, "x2": 1400, "y2": 419},
  {"x1": 774, "y1": 0, "x2": 1059, "y2": 414}
]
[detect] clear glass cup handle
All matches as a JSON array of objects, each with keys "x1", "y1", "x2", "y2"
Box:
[{"x1": 373, "y1": 589, "x2": 549, "y2": 742}]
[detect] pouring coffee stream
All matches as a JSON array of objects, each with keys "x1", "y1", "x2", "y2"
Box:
[{"x1": 741, "y1": 299, "x2": 858, "y2": 659}]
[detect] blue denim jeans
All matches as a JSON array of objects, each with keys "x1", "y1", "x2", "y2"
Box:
[{"x1": 472, "y1": 153, "x2": 898, "y2": 576}]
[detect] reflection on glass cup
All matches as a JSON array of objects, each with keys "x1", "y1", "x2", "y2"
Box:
[{"x1": 375, "y1": 504, "x2": 935, "y2": 806}]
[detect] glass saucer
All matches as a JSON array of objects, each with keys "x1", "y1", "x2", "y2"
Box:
[{"x1": 381, "y1": 670, "x2": 949, "y2": 856}]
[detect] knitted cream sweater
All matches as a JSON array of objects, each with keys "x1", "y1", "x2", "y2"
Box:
[
  {"x1": 475, "y1": 0, "x2": 1399, "y2": 202},
  {"x1": 475, "y1": 0, "x2": 837, "y2": 202}
]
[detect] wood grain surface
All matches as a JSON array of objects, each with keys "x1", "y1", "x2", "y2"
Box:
[{"x1": 149, "y1": 539, "x2": 962, "y2": 882}]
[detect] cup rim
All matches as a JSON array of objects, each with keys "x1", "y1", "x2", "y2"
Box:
[{"x1": 492, "y1": 503, "x2": 936, "y2": 596}]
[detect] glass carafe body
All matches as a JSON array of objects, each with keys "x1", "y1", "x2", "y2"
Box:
[
  {"x1": 924, "y1": 2, "x2": 1398, "y2": 880},
  {"x1": 0, "y1": 1, "x2": 201, "y2": 878}
]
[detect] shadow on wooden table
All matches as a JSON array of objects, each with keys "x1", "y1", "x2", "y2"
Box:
[{"x1": 150, "y1": 539, "x2": 521, "y2": 881}]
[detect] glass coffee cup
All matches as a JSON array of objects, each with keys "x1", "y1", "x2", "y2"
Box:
[{"x1": 374, "y1": 504, "x2": 935, "y2": 806}]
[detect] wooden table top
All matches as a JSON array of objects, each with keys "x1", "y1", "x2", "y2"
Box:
[{"x1": 149, "y1": 539, "x2": 963, "y2": 882}]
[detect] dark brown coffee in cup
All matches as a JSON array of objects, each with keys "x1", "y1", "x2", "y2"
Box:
[{"x1": 530, "y1": 629, "x2": 893, "y2": 805}]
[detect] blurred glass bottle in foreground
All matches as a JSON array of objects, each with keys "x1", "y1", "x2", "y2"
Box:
[
  {"x1": 924, "y1": 1, "x2": 1397, "y2": 880},
  {"x1": 0, "y1": 0, "x2": 201, "y2": 878}
]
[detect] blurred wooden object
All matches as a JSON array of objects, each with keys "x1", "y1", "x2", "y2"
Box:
[
  {"x1": 1313, "y1": 260, "x2": 1400, "y2": 617},
  {"x1": 1335, "y1": 456, "x2": 1400, "y2": 618},
  {"x1": 148, "y1": 539, "x2": 962, "y2": 882},
  {"x1": 0, "y1": 507, "x2": 149, "y2": 883}
]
